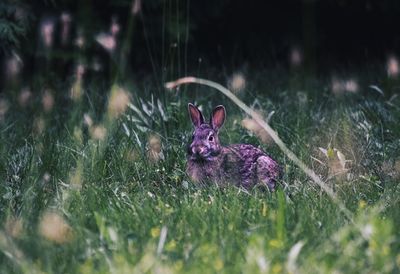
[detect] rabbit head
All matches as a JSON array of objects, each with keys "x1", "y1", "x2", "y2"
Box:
[{"x1": 188, "y1": 103, "x2": 226, "y2": 161}]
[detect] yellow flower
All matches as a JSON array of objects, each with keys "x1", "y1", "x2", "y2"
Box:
[
  {"x1": 272, "y1": 263, "x2": 282, "y2": 273},
  {"x1": 174, "y1": 260, "x2": 183, "y2": 271},
  {"x1": 369, "y1": 239, "x2": 377, "y2": 251},
  {"x1": 382, "y1": 245, "x2": 390, "y2": 256},
  {"x1": 166, "y1": 240, "x2": 177, "y2": 251},
  {"x1": 150, "y1": 227, "x2": 160, "y2": 238},
  {"x1": 269, "y1": 239, "x2": 283, "y2": 249},
  {"x1": 326, "y1": 148, "x2": 335, "y2": 159},
  {"x1": 214, "y1": 258, "x2": 224, "y2": 271},
  {"x1": 358, "y1": 200, "x2": 367, "y2": 209}
]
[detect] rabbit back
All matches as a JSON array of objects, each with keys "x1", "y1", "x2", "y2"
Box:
[{"x1": 223, "y1": 144, "x2": 280, "y2": 190}]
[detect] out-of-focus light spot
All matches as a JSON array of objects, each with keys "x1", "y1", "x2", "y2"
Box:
[
  {"x1": 43, "y1": 172, "x2": 51, "y2": 183},
  {"x1": 147, "y1": 134, "x2": 164, "y2": 162},
  {"x1": 290, "y1": 47, "x2": 302, "y2": 67},
  {"x1": 241, "y1": 111, "x2": 273, "y2": 144},
  {"x1": 76, "y1": 63, "x2": 85, "y2": 80},
  {"x1": 39, "y1": 211, "x2": 73, "y2": 244},
  {"x1": 61, "y1": 12, "x2": 72, "y2": 23},
  {"x1": 18, "y1": 88, "x2": 32, "y2": 107},
  {"x1": 96, "y1": 32, "x2": 116, "y2": 52},
  {"x1": 132, "y1": 0, "x2": 141, "y2": 14},
  {"x1": 42, "y1": 90, "x2": 54, "y2": 112},
  {"x1": 71, "y1": 64, "x2": 85, "y2": 100},
  {"x1": 344, "y1": 79, "x2": 359, "y2": 93},
  {"x1": 107, "y1": 87, "x2": 131, "y2": 118},
  {"x1": 331, "y1": 77, "x2": 359, "y2": 95},
  {"x1": 387, "y1": 55, "x2": 399, "y2": 78},
  {"x1": 40, "y1": 19, "x2": 55, "y2": 48},
  {"x1": 83, "y1": 113, "x2": 93, "y2": 127},
  {"x1": 110, "y1": 17, "x2": 120, "y2": 36},
  {"x1": 92, "y1": 58, "x2": 102, "y2": 71},
  {"x1": 60, "y1": 12, "x2": 72, "y2": 46},
  {"x1": 228, "y1": 73, "x2": 246, "y2": 94},
  {"x1": 91, "y1": 125, "x2": 107, "y2": 140},
  {"x1": 331, "y1": 78, "x2": 343, "y2": 94},
  {"x1": 75, "y1": 31, "x2": 85, "y2": 49},
  {"x1": 5, "y1": 53, "x2": 23, "y2": 78}
]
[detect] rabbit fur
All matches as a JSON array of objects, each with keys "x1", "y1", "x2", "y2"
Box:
[{"x1": 186, "y1": 103, "x2": 281, "y2": 190}]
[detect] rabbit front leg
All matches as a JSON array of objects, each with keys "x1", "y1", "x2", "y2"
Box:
[
  {"x1": 186, "y1": 162, "x2": 203, "y2": 184},
  {"x1": 186, "y1": 160, "x2": 222, "y2": 186}
]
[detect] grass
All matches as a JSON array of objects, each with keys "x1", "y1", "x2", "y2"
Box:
[{"x1": 0, "y1": 71, "x2": 400, "y2": 274}]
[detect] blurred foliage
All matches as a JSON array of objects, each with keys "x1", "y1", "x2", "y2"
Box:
[{"x1": 0, "y1": 1, "x2": 33, "y2": 53}]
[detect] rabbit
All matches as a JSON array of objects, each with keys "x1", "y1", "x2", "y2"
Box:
[{"x1": 186, "y1": 103, "x2": 281, "y2": 191}]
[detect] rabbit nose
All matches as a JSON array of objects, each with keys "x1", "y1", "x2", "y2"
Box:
[
  {"x1": 192, "y1": 146, "x2": 204, "y2": 155},
  {"x1": 192, "y1": 146, "x2": 199, "y2": 155}
]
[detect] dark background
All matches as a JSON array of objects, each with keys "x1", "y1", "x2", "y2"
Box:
[
  {"x1": 193, "y1": 0, "x2": 400, "y2": 68},
  {"x1": 2, "y1": 0, "x2": 400, "y2": 85}
]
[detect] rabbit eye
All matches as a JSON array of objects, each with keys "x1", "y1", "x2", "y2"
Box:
[{"x1": 208, "y1": 135, "x2": 214, "y2": 141}]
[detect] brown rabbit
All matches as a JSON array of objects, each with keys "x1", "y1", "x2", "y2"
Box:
[{"x1": 186, "y1": 103, "x2": 281, "y2": 190}]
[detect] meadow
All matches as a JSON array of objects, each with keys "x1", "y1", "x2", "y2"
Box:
[{"x1": 0, "y1": 64, "x2": 400, "y2": 274}]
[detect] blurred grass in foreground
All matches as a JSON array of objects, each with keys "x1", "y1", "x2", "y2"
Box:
[{"x1": 0, "y1": 70, "x2": 399, "y2": 273}]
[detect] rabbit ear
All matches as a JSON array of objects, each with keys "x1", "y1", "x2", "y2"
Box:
[
  {"x1": 188, "y1": 103, "x2": 205, "y2": 127},
  {"x1": 211, "y1": 105, "x2": 226, "y2": 131}
]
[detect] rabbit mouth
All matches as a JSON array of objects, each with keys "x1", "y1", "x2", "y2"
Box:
[{"x1": 190, "y1": 151, "x2": 212, "y2": 161}]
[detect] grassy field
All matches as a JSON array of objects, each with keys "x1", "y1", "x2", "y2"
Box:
[{"x1": 0, "y1": 71, "x2": 399, "y2": 273}]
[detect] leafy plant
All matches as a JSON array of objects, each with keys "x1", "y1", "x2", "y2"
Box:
[{"x1": 0, "y1": 1, "x2": 32, "y2": 53}]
